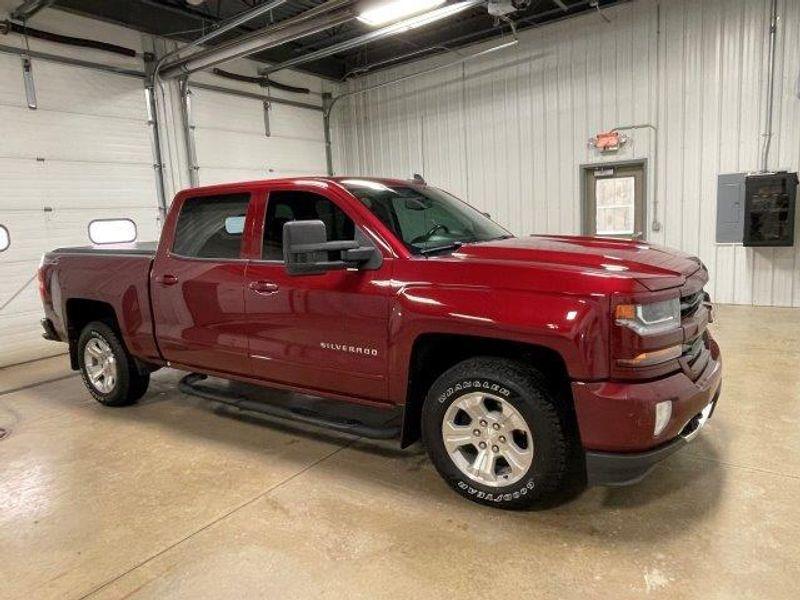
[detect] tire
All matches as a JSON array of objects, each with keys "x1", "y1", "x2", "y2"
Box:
[
  {"x1": 77, "y1": 321, "x2": 150, "y2": 407},
  {"x1": 421, "y1": 357, "x2": 569, "y2": 509}
]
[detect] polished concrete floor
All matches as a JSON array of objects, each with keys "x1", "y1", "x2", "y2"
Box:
[{"x1": 1, "y1": 305, "x2": 799, "y2": 599}]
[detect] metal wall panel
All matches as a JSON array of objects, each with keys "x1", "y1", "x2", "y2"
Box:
[
  {"x1": 189, "y1": 86, "x2": 328, "y2": 187},
  {"x1": 332, "y1": 0, "x2": 800, "y2": 307},
  {"x1": 0, "y1": 50, "x2": 157, "y2": 367},
  {"x1": 0, "y1": 3, "x2": 333, "y2": 366}
]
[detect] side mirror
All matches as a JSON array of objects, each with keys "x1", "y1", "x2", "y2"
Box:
[{"x1": 282, "y1": 220, "x2": 380, "y2": 276}]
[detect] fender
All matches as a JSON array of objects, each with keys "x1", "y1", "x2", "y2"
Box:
[
  {"x1": 54, "y1": 254, "x2": 161, "y2": 363},
  {"x1": 387, "y1": 283, "x2": 610, "y2": 406}
]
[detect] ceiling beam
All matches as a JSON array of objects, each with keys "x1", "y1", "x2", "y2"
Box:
[
  {"x1": 159, "y1": 1, "x2": 357, "y2": 79},
  {"x1": 156, "y1": 0, "x2": 289, "y2": 70},
  {"x1": 10, "y1": 0, "x2": 57, "y2": 20}
]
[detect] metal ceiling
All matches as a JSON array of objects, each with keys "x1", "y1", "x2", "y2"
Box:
[{"x1": 46, "y1": 0, "x2": 624, "y2": 80}]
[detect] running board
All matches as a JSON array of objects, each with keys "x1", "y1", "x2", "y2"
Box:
[{"x1": 179, "y1": 373, "x2": 401, "y2": 440}]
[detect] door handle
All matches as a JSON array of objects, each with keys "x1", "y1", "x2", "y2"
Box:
[
  {"x1": 249, "y1": 280, "x2": 279, "y2": 295},
  {"x1": 156, "y1": 274, "x2": 179, "y2": 286}
]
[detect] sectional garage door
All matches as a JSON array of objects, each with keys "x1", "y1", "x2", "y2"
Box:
[
  {"x1": 188, "y1": 85, "x2": 328, "y2": 186},
  {"x1": 0, "y1": 54, "x2": 159, "y2": 367}
]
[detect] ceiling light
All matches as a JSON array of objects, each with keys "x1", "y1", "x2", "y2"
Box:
[{"x1": 358, "y1": 0, "x2": 447, "y2": 27}]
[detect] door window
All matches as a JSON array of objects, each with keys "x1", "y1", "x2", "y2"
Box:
[
  {"x1": 594, "y1": 177, "x2": 635, "y2": 235},
  {"x1": 172, "y1": 193, "x2": 250, "y2": 259},
  {"x1": 262, "y1": 191, "x2": 355, "y2": 260},
  {"x1": 584, "y1": 164, "x2": 645, "y2": 238}
]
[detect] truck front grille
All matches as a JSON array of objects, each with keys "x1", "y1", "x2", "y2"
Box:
[
  {"x1": 680, "y1": 290, "x2": 704, "y2": 318},
  {"x1": 682, "y1": 335, "x2": 705, "y2": 363}
]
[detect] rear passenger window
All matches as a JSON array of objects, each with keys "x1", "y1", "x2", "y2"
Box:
[
  {"x1": 173, "y1": 193, "x2": 250, "y2": 259},
  {"x1": 0, "y1": 225, "x2": 8, "y2": 252},
  {"x1": 262, "y1": 191, "x2": 355, "y2": 260}
]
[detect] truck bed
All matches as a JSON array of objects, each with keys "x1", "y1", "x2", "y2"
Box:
[
  {"x1": 50, "y1": 241, "x2": 158, "y2": 256},
  {"x1": 42, "y1": 241, "x2": 161, "y2": 363}
]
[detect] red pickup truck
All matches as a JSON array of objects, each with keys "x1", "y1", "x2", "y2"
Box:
[{"x1": 38, "y1": 177, "x2": 721, "y2": 508}]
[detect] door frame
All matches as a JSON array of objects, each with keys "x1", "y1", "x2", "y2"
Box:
[{"x1": 580, "y1": 159, "x2": 648, "y2": 239}]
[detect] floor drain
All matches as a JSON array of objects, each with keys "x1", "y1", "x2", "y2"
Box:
[{"x1": 0, "y1": 428, "x2": 8, "y2": 441}]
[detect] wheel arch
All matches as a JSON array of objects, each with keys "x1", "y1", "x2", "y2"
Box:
[
  {"x1": 65, "y1": 298, "x2": 120, "y2": 369},
  {"x1": 400, "y1": 333, "x2": 577, "y2": 448}
]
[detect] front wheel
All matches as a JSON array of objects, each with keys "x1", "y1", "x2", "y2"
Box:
[
  {"x1": 421, "y1": 357, "x2": 569, "y2": 509},
  {"x1": 78, "y1": 321, "x2": 150, "y2": 406}
]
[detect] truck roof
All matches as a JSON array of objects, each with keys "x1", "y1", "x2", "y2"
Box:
[{"x1": 178, "y1": 176, "x2": 416, "y2": 197}]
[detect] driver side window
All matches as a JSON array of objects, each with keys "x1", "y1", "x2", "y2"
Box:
[{"x1": 262, "y1": 191, "x2": 355, "y2": 260}]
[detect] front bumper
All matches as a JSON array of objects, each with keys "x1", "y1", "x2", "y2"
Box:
[
  {"x1": 572, "y1": 336, "x2": 722, "y2": 486},
  {"x1": 585, "y1": 389, "x2": 720, "y2": 486}
]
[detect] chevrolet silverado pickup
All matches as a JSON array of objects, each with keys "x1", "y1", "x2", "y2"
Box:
[{"x1": 38, "y1": 177, "x2": 722, "y2": 508}]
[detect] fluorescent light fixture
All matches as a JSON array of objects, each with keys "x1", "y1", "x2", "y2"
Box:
[{"x1": 358, "y1": 0, "x2": 447, "y2": 27}]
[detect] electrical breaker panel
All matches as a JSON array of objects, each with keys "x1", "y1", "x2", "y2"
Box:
[
  {"x1": 743, "y1": 172, "x2": 797, "y2": 246},
  {"x1": 716, "y1": 171, "x2": 797, "y2": 246}
]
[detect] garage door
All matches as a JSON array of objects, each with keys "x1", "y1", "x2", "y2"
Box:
[
  {"x1": 0, "y1": 54, "x2": 159, "y2": 367},
  {"x1": 188, "y1": 85, "x2": 328, "y2": 186}
]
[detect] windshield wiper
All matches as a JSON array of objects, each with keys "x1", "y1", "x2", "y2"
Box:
[{"x1": 418, "y1": 242, "x2": 463, "y2": 256}]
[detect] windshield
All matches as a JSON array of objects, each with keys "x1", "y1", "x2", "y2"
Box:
[{"x1": 340, "y1": 180, "x2": 511, "y2": 254}]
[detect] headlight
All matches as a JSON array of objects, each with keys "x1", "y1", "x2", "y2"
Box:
[{"x1": 615, "y1": 298, "x2": 680, "y2": 335}]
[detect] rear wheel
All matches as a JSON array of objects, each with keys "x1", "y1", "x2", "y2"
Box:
[
  {"x1": 421, "y1": 357, "x2": 569, "y2": 509},
  {"x1": 78, "y1": 321, "x2": 149, "y2": 406}
]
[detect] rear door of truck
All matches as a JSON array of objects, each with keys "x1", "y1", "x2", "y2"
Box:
[{"x1": 150, "y1": 187, "x2": 258, "y2": 375}]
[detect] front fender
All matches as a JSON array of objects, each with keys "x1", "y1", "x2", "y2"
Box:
[{"x1": 387, "y1": 284, "x2": 609, "y2": 404}]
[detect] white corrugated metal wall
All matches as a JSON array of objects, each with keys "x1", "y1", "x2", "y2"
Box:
[
  {"x1": 0, "y1": 2, "x2": 160, "y2": 366},
  {"x1": 187, "y1": 80, "x2": 328, "y2": 187},
  {"x1": 331, "y1": 0, "x2": 800, "y2": 307},
  {"x1": 0, "y1": 2, "x2": 330, "y2": 367}
]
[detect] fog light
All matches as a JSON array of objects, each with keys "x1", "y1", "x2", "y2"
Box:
[{"x1": 654, "y1": 401, "x2": 672, "y2": 436}]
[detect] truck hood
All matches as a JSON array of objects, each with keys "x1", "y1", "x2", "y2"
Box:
[{"x1": 453, "y1": 234, "x2": 702, "y2": 291}]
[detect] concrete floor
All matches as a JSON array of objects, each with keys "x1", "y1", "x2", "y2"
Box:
[{"x1": 1, "y1": 305, "x2": 799, "y2": 599}]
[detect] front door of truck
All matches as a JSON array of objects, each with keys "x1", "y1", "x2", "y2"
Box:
[
  {"x1": 244, "y1": 187, "x2": 391, "y2": 402},
  {"x1": 151, "y1": 190, "x2": 255, "y2": 375}
]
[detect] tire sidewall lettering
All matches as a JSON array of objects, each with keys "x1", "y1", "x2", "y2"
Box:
[
  {"x1": 437, "y1": 379, "x2": 511, "y2": 405},
  {"x1": 456, "y1": 479, "x2": 536, "y2": 503}
]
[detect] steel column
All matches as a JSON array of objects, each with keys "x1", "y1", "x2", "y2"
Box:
[
  {"x1": 322, "y1": 92, "x2": 334, "y2": 176},
  {"x1": 143, "y1": 56, "x2": 168, "y2": 220},
  {"x1": 179, "y1": 78, "x2": 200, "y2": 187}
]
